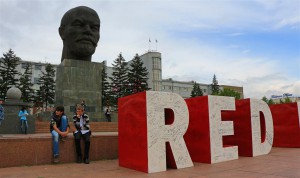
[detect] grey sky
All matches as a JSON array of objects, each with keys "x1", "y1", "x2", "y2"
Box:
[{"x1": 1, "y1": 0, "x2": 299, "y2": 99}]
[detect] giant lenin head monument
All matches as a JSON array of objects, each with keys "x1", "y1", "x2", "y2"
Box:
[{"x1": 55, "y1": 6, "x2": 103, "y2": 120}]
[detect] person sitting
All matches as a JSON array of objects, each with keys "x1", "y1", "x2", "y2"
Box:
[
  {"x1": 73, "y1": 105, "x2": 91, "y2": 164},
  {"x1": 50, "y1": 106, "x2": 70, "y2": 163}
]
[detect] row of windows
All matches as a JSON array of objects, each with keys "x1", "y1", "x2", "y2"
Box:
[
  {"x1": 162, "y1": 86, "x2": 207, "y2": 93},
  {"x1": 152, "y1": 70, "x2": 161, "y2": 81},
  {"x1": 153, "y1": 82, "x2": 161, "y2": 91},
  {"x1": 152, "y1": 57, "x2": 161, "y2": 69},
  {"x1": 21, "y1": 63, "x2": 42, "y2": 70}
]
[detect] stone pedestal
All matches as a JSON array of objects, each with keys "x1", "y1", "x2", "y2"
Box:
[{"x1": 55, "y1": 59, "x2": 103, "y2": 121}]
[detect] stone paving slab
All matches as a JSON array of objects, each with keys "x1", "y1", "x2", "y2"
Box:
[{"x1": 0, "y1": 147, "x2": 299, "y2": 178}]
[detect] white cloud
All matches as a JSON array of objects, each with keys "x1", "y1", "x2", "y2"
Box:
[
  {"x1": 274, "y1": 16, "x2": 300, "y2": 29},
  {"x1": 227, "y1": 33, "x2": 244, "y2": 37}
]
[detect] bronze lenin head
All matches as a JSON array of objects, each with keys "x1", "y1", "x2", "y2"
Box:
[{"x1": 59, "y1": 6, "x2": 100, "y2": 62}]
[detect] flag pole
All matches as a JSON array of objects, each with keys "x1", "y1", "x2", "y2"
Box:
[{"x1": 149, "y1": 38, "x2": 151, "y2": 51}]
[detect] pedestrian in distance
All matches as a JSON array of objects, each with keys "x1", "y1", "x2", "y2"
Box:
[{"x1": 105, "y1": 106, "x2": 111, "y2": 122}]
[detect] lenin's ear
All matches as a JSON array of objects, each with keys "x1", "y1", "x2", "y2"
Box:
[{"x1": 59, "y1": 27, "x2": 65, "y2": 40}]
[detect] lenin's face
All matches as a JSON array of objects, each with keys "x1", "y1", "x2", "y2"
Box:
[{"x1": 60, "y1": 9, "x2": 100, "y2": 60}]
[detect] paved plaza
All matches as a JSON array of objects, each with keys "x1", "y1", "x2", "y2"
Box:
[{"x1": 0, "y1": 147, "x2": 299, "y2": 178}]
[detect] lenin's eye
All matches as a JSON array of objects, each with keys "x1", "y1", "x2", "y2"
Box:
[
  {"x1": 91, "y1": 25, "x2": 99, "y2": 31},
  {"x1": 72, "y1": 21, "x2": 83, "y2": 27}
]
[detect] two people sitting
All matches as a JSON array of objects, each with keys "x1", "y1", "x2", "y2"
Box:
[{"x1": 50, "y1": 105, "x2": 91, "y2": 164}]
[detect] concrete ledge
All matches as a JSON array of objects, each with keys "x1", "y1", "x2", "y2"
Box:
[
  {"x1": 0, "y1": 132, "x2": 118, "y2": 168},
  {"x1": 35, "y1": 121, "x2": 118, "y2": 133}
]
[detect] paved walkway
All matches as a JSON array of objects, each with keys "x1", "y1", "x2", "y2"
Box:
[{"x1": 0, "y1": 147, "x2": 299, "y2": 178}]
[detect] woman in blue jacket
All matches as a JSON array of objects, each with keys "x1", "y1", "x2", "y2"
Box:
[{"x1": 18, "y1": 106, "x2": 29, "y2": 134}]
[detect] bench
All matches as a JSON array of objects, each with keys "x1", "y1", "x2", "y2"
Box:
[
  {"x1": 0, "y1": 132, "x2": 118, "y2": 168},
  {"x1": 35, "y1": 121, "x2": 118, "y2": 133}
]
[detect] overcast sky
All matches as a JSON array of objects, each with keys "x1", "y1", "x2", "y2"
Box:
[{"x1": 1, "y1": 0, "x2": 299, "y2": 99}]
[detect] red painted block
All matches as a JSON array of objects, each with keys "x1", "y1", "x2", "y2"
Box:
[
  {"x1": 222, "y1": 99, "x2": 254, "y2": 156},
  {"x1": 185, "y1": 95, "x2": 238, "y2": 163},
  {"x1": 184, "y1": 96, "x2": 211, "y2": 163},
  {"x1": 118, "y1": 92, "x2": 148, "y2": 172},
  {"x1": 270, "y1": 102, "x2": 300, "y2": 147},
  {"x1": 222, "y1": 98, "x2": 273, "y2": 157},
  {"x1": 119, "y1": 91, "x2": 193, "y2": 173}
]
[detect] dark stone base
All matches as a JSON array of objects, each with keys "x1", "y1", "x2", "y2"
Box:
[{"x1": 55, "y1": 59, "x2": 103, "y2": 120}]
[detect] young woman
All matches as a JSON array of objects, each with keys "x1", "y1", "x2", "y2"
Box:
[{"x1": 18, "y1": 106, "x2": 29, "y2": 134}]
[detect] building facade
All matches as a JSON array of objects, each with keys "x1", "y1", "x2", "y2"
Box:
[
  {"x1": 270, "y1": 93, "x2": 300, "y2": 103},
  {"x1": 0, "y1": 59, "x2": 58, "y2": 91},
  {"x1": 107, "y1": 51, "x2": 243, "y2": 99},
  {"x1": 17, "y1": 61, "x2": 58, "y2": 91}
]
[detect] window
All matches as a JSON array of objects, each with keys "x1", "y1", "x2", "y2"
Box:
[
  {"x1": 34, "y1": 77, "x2": 40, "y2": 84},
  {"x1": 21, "y1": 63, "x2": 29, "y2": 69},
  {"x1": 152, "y1": 70, "x2": 161, "y2": 81},
  {"x1": 152, "y1": 82, "x2": 161, "y2": 91},
  {"x1": 152, "y1": 57, "x2": 161, "y2": 69},
  {"x1": 35, "y1": 65, "x2": 42, "y2": 70}
]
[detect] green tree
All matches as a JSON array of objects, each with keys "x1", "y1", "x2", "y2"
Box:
[
  {"x1": 0, "y1": 49, "x2": 21, "y2": 99},
  {"x1": 268, "y1": 98, "x2": 275, "y2": 105},
  {"x1": 210, "y1": 74, "x2": 220, "y2": 95},
  {"x1": 262, "y1": 96, "x2": 276, "y2": 105},
  {"x1": 36, "y1": 63, "x2": 56, "y2": 108},
  {"x1": 218, "y1": 88, "x2": 241, "y2": 100},
  {"x1": 262, "y1": 96, "x2": 268, "y2": 103},
  {"x1": 101, "y1": 61, "x2": 113, "y2": 108},
  {"x1": 279, "y1": 99, "x2": 284, "y2": 104},
  {"x1": 18, "y1": 63, "x2": 35, "y2": 102},
  {"x1": 190, "y1": 82, "x2": 203, "y2": 97},
  {"x1": 109, "y1": 53, "x2": 128, "y2": 109},
  {"x1": 127, "y1": 54, "x2": 149, "y2": 94},
  {"x1": 284, "y1": 97, "x2": 292, "y2": 103}
]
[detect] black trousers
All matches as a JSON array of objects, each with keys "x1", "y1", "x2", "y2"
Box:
[
  {"x1": 105, "y1": 114, "x2": 111, "y2": 122},
  {"x1": 74, "y1": 131, "x2": 91, "y2": 159}
]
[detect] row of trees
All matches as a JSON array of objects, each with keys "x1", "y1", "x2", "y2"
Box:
[
  {"x1": 261, "y1": 96, "x2": 292, "y2": 105},
  {"x1": 190, "y1": 74, "x2": 241, "y2": 99},
  {"x1": 0, "y1": 49, "x2": 242, "y2": 109},
  {"x1": 102, "y1": 53, "x2": 149, "y2": 109},
  {"x1": 0, "y1": 49, "x2": 55, "y2": 107},
  {"x1": 190, "y1": 74, "x2": 294, "y2": 105},
  {"x1": 190, "y1": 73, "x2": 294, "y2": 105},
  {"x1": 0, "y1": 50, "x2": 150, "y2": 110},
  {"x1": 2, "y1": 49, "x2": 293, "y2": 110}
]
